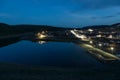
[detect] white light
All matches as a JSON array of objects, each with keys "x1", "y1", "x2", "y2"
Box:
[
  {"x1": 98, "y1": 43, "x2": 102, "y2": 47},
  {"x1": 37, "y1": 33, "x2": 47, "y2": 39},
  {"x1": 96, "y1": 34, "x2": 102, "y2": 38},
  {"x1": 70, "y1": 30, "x2": 87, "y2": 39},
  {"x1": 110, "y1": 47, "x2": 114, "y2": 51},
  {"x1": 38, "y1": 41, "x2": 46, "y2": 44},
  {"x1": 90, "y1": 41, "x2": 93, "y2": 44},
  {"x1": 41, "y1": 31, "x2": 45, "y2": 34},
  {"x1": 108, "y1": 35, "x2": 113, "y2": 38},
  {"x1": 88, "y1": 29, "x2": 93, "y2": 32},
  {"x1": 80, "y1": 35, "x2": 87, "y2": 39},
  {"x1": 39, "y1": 34, "x2": 46, "y2": 38}
]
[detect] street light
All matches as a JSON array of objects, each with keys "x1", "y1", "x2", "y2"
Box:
[
  {"x1": 108, "y1": 35, "x2": 113, "y2": 39},
  {"x1": 99, "y1": 43, "x2": 102, "y2": 47},
  {"x1": 98, "y1": 43, "x2": 102, "y2": 49},
  {"x1": 96, "y1": 34, "x2": 102, "y2": 38},
  {"x1": 39, "y1": 34, "x2": 46, "y2": 39},
  {"x1": 110, "y1": 47, "x2": 114, "y2": 54},
  {"x1": 89, "y1": 41, "x2": 93, "y2": 44},
  {"x1": 88, "y1": 29, "x2": 93, "y2": 32},
  {"x1": 37, "y1": 33, "x2": 47, "y2": 39}
]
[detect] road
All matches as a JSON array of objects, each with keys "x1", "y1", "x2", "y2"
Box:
[{"x1": 80, "y1": 43, "x2": 120, "y2": 61}]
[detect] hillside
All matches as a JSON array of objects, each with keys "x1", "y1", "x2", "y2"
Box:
[
  {"x1": 82, "y1": 23, "x2": 120, "y2": 30},
  {"x1": 0, "y1": 22, "x2": 120, "y2": 36},
  {"x1": 0, "y1": 23, "x2": 71, "y2": 36}
]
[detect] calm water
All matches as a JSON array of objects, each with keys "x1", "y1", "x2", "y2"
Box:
[{"x1": 0, "y1": 39, "x2": 102, "y2": 67}]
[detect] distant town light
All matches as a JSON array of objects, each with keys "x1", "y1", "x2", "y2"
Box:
[
  {"x1": 88, "y1": 29, "x2": 93, "y2": 32},
  {"x1": 41, "y1": 31, "x2": 45, "y2": 34},
  {"x1": 98, "y1": 43, "x2": 102, "y2": 47},
  {"x1": 37, "y1": 33, "x2": 47, "y2": 39},
  {"x1": 110, "y1": 47, "x2": 114, "y2": 51},
  {"x1": 70, "y1": 30, "x2": 87, "y2": 39},
  {"x1": 96, "y1": 34, "x2": 102, "y2": 38},
  {"x1": 39, "y1": 34, "x2": 46, "y2": 39},
  {"x1": 90, "y1": 41, "x2": 93, "y2": 44},
  {"x1": 108, "y1": 35, "x2": 113, "y2": 38},
  {"x1": 80, "y1": 35, "x2": 87, "y2": 39},
  {"x1": 110, "y1": 47, "x2": 114, "y2": 54}
]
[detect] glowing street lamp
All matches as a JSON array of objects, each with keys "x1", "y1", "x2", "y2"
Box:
[
  {"x1": 39, "y1": 34, "x2": 46, "y2": 39},
  {"x1": 37, "y1": 33, "x2": 47, "y2": 39},
  {"x1": 110, "y1": 47, "x2": 114, "y2": 54},
  {"x1": 96, "y1": 34, "x2": 102, "y2": 38},
  {"x1": 108, "y1": 35, "x2": 113, "y2": 39},
  {"x1": 88, "y1": 29, "x2": 93, "y2": 32},
  {"x1": 89, "y1": 41, "x2": 93, "y2": 44},
  {"x1": 98, "y1": 43, "x2": 102, "y2": 47},
  {"x1": 98, "y1": 43, "x2": 102, "y2": 49},
  {"x1": 110, "y1": 47, "x2": 114, "y2": 50}
]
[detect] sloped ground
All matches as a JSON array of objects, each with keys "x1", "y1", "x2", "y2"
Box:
[{"x1": 0, "y1": 63, "x2": 120, "y2": 80}]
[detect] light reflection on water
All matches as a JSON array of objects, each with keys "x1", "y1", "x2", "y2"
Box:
[{"x1": 0, "y1": 37, "x2": 105, "y2": 68}]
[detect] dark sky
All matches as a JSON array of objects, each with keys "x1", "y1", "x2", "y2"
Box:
[{"x1": 0, "y1": 0, "x2": 120, "y2": 27}]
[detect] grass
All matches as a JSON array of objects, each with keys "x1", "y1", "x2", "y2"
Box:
[{"x1": 0, "y1": 62, "x2": 120, "y2": 80}]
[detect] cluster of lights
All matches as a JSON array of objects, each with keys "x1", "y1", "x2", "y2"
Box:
[
  {"x1": 89, "y1": 40, "x2": 115, "y2": 53},
  {"x1": 37, "y1": 32, "x2": 47, "y2": 39},
  {"x1": 71, "y1": 28, "x2": 116, "y2": 54},
  {"x1": 70, "y1": 30, "x2": 87, "y2": 40},
  {"x1": 87, "y1": 29, "x2": 115, "y2": 39}
]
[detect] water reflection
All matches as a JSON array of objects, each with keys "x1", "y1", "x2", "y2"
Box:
[
  {"x1": 0, "y1": 36, "x2": 103, "y2": 67},
  {"x1": 0, "y1": 37, "x2": 20, "y2": 48},
  {"x1": 38, "y1": 41, "x2": 46, "y2": 45},
  {"x1": 0, "y1": 36, "x2": 120, "y2": 67}
]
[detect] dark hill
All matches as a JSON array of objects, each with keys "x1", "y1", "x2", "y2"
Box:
[
  {"x1": 81, "y1": 23, "x2": 120, "y2": 31},
  {"x1": 0, "y1": 23, "x2": 72, "y2": 36}
]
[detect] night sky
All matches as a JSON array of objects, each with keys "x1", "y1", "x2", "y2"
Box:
[{"x1": 0, "y1": 0, "x2": 120, "y2": 27}]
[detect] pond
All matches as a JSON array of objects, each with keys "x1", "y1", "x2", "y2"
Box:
[{"x1": 0, "y1": 38, "x2": 103, "y2": 68}]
